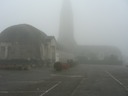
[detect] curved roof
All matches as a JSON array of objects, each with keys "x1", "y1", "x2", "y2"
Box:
[{"x1": 0, "y1": 24, "x2": 47, "y2": 43}]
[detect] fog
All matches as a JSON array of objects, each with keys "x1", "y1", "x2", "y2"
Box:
[{"x1": 0, "y1": 0, "x2": 128, "y2": 58}]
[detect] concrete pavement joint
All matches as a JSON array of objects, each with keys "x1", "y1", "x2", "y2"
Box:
[{"x1": 39, "y1": 81, "x2": 61, "y2": 96}]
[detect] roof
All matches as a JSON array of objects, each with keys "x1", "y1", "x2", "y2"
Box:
[{"x1": 0, "y1": 24, "x2": 47, "y2": 44}]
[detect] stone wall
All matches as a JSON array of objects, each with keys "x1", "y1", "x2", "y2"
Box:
[{"x1": 0, "y1": 42, "x2": 41, "y2": 60}]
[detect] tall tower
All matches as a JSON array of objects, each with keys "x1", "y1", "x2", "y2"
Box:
[{"x1": 58, "y1": 0, "x2": 76, "y2": 50}]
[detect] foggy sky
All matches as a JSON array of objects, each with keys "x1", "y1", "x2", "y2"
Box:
[{"x1": 0, "y1": 0, "x2": 128, "y2": 56}]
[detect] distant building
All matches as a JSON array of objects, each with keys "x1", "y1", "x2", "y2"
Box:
[
  {"x1": 58, "y1": 0, "x2": 123, "y2": 64},
  {"x1": 58, "y1": 0, "x2": 77, "y2": 51},
  {"x1": 0, "y1": 24, "x2": 57, "y2": 66},
  {"x1": 77, "y1": 45, "x2": 122, "y2": 61},
  {"x1": 56, "y1": 44, "x2": 75, "y2": 63}
]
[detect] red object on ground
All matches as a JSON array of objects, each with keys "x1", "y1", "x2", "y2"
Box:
[{"x1": 61, "y1": 63, "x2": 69, "y2": 70}]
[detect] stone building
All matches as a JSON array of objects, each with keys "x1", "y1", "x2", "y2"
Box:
[
  {"x1": 55, "y1": 44, "x2": 75, "y2": 63},
  {"x1": 77, "y1": 45, "x2": 122, "y2": 61},
  {"x1": 0, "y1": 24, "x2": 56, "y2": 67},
  {"x1": 58, "y1": 0, "x2": 76, "y2": 51},
  {"x1": 58, "y1": 0, "x2": 123, "y2": 64}
]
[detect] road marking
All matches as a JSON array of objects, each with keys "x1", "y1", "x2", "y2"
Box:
[
  {"x1": 106, "y1": 71, "x2": 128, "y2": 91},
  {"x1": 39, "y1": 81, "x2": 61, "y2": 96},
  {"x1": 0, "y1": 91, "x2": 8, "y2": 94},
  {"x1": 2, "y1": 80, "x2": 44, "y2": 84},
  {"x1": 70, "y1": 78, "x2": 86, "y2": 96},
  {"x1": 51, "y1": 74, "x2": 83, "y2": 78},
  {"x1": 0, "y1": 90, "x2": 45, "y2": 94}
]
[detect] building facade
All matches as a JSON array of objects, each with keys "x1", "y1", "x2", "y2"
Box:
[
  {"x1": 58, "y1": 0, "x2": 76, "y2": 50},
  {"x1": 0, "y1": 24, "x2": 57, "y2": 67},
  {"x1": 58, "y1": 0, "x2": 123, "y2": 64}
]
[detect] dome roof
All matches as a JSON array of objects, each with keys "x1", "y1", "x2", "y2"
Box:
[{"x1": 0, "y1": 24, "x2": 47, "y2": 43}]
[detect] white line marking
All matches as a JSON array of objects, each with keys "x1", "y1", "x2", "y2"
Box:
[
  {"x1": 0, "y1": 90, "x2": 45, "y2": 94},
  {"x1": 70, "y1": 78, "x2": 86, "y2": 96},
  {"x1": 51, "y1": 74, "x2": 83, "y2": 78},
  {"x1": 106, "y1": 71, "x2": 128, "y2": 90},
  {"x1": 0, "y1": 91, "x2": 8, "y2": 94},
  {"x1": 2, "y1": 80, "x2": 44, "y2": 84},
  {"x1": 39, "y1": 81, "x2": 61, "y2": 96}
]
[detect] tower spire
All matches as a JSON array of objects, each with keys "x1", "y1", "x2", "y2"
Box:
[{"x1": 58, "y1": 0, "x2": 76, "y2": 50}]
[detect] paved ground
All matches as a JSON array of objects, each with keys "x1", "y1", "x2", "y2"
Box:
[
  {"x1": 0, "y1": 64, "x2": 128, "y2": 96},
  {"x1": 0, "y1": 67, "x2": 52, "y2": 91}
]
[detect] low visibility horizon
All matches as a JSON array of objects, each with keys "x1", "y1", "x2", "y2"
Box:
[{"x1": 0, "y1": 0, "x2": 128, "y2": 58}]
